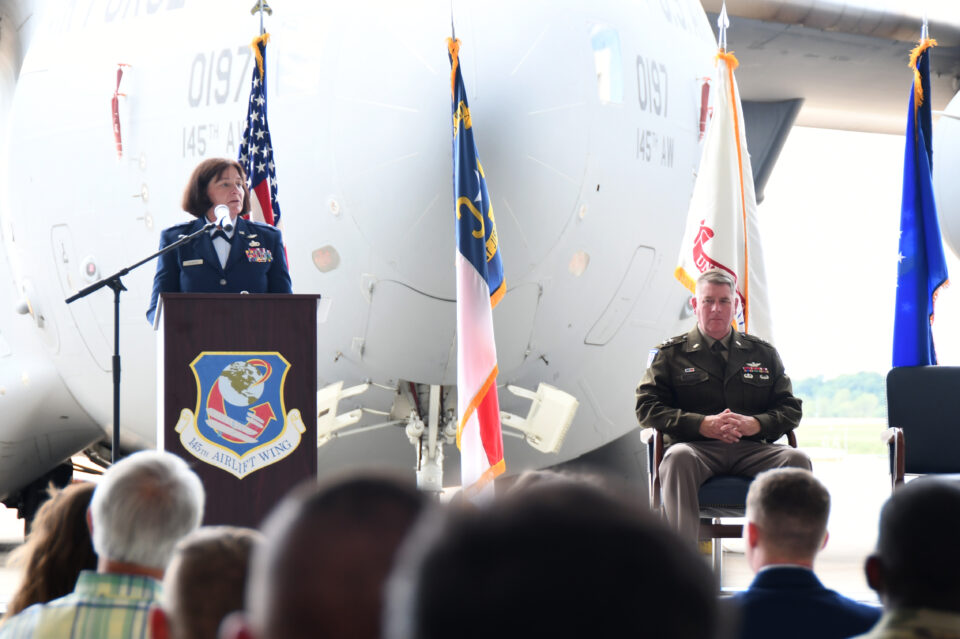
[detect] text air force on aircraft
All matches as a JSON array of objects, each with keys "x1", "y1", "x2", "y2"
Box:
[{"x1": 1, "y1": 0, "x2": 959, "y2": 514}]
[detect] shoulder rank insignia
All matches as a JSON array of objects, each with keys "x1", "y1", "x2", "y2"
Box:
[
  {"x1": 659, "y1": 334, "x2": 686, "y2": 348},
  {"x1": 742, "y1": 333, "x2": 770, "y2": 346}
]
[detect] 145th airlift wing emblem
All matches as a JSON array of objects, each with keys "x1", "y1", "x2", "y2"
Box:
[{"x1": 175, "y1": 352, "x2": 306, "y2": 479}]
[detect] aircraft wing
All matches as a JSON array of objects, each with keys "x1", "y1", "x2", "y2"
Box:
[{"x1": 702, "y1": 0, "x2": 960, "y2": 134}]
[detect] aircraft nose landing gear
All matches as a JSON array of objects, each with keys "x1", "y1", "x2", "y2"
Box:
[{"x1": 404, "y1": 385, "x2": 456, "y2": 495}]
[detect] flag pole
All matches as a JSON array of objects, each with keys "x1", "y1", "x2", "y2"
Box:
[
  {"x1": 249, "y1": 0, "x2": 271, "y2": 36},
  {"x1": 717, "y1": 1, "x2": 729, "y2": 50},
  {"x1": 239, "y1": 2, "x2": 283, "y2": 230}
]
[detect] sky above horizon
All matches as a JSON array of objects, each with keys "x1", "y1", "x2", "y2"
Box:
[{"x1": 758, "y1": 125, "x2": 960, "y2": 381}]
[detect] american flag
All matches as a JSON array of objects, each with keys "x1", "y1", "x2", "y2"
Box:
[{"x1": 238, "y1": 33, "x2": 282, "y2": 227}]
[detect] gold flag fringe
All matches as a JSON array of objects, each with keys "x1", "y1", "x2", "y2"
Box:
[
  {"x1": 447, "y1": 38, "x2": 461, "y2": 100},
  {"x1": 908, "y1": 38, "x2": 937, "y2": 110},
  {"x1": 251, "y1": 33, "x2": 270, "y2": 80}
]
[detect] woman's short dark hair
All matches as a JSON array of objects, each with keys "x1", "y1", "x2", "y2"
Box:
[{"x1": 181, "y1": 158, "x2": 251, "y2": 218}]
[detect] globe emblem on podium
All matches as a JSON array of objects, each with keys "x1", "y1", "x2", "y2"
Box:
[
  {"x1": 217, "y1": 360, "x2": 271, "y2": 406},
  {"x1": 183, "y1": 351, "x2": 297, "y2": 479}
]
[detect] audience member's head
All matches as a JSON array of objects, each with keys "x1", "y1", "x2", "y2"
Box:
[
  {"x1": 150, "y1": 526, "x2": 262, "y2": 639},
  {"x1": 385, "y1": 480, "x2": 718, "y2": 639},
  {"x1": 865, "y1": 478, "x2": 960, "y2": 612},
  {"x1": 744, "y1": 468, "x2": 830, "y2": 570},
  {"x1": 89, "y1": 450, "x2": 205, "y2": 576},
  {"x1": 4, "y1": 482, "x2": 97, "y2": 618},
  {"x1": 222, "y1": 472, "x2": 427, "y2": 639}
]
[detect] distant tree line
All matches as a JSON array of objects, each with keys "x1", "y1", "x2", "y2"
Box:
[{"x1": 792, "y1": 372, "x2": 886, "y2": 418}]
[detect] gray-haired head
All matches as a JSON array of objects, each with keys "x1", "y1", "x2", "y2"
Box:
[
  {"x1": 695, "y1": 269, "x2": 736, "y2": 295},
  {"x1": 89, "y1": 450, "x2": 205, "y2": 571}
]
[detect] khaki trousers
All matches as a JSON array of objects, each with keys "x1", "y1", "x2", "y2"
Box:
[{"x1": 660, "y1": 439, "x2": 812, "y2": 543}]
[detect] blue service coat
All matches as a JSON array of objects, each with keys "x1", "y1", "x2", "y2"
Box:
[
  {"x1": 730, "y1": 566, "x2": 881, "y2": 639},
  {"x1": 146, "y1": 216, "x2": 292, "y2": 323}
]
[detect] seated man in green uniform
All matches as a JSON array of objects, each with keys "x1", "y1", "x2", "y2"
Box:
[{"x1": 635, "y1": 269, "x2": 810, "y2": 543}]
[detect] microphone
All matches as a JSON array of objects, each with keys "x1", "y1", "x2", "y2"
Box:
[{"x1": 214, "y1": 205, "x2": 234, "y2": 233}]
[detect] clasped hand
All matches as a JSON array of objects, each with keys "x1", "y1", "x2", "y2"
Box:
[{"x1": 699, "y1": 409, "x2": 761, "y2": 443}]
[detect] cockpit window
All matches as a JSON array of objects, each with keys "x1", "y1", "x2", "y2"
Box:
[{"x1": 591, "y1": 25, "x2": 623, "y2": 104}]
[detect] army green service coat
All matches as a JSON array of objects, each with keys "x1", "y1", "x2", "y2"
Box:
[{"x1": 635, "y1": 327, "x2": 802, "y2": 447}]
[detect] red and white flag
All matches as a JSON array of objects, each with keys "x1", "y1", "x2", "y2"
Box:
[{"x1": 675, "y1": 50, "x2": 773, "y2": 341}]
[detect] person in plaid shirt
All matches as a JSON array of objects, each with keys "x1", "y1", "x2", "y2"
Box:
[{"x1": 0, "y1": 451, "x2": 205, "y2": 639}]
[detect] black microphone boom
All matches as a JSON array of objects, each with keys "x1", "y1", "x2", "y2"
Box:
[{"x1": 63, "y1": 217, "x2": 220, "y2": 462}]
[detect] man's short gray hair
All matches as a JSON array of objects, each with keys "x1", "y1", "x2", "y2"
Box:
[
  {"x1": 695, "y1": 269, "x2": 736, "y2": 295},
  {"x1": 90, "y1": 450, "x2": 205, "y2": 570}
]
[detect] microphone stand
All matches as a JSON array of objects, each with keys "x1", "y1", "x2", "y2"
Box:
[{"x1": 65, "y1": 222, "x2": 216, "y2": 463}]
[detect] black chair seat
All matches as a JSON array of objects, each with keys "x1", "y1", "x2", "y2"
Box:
[{"x1": 698, "y1": 475, "x2": 752, "y2": 518}]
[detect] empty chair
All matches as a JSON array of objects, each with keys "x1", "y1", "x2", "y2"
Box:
[{"x1": 884, "y1": 366, "x2": 960, "y2": 490}]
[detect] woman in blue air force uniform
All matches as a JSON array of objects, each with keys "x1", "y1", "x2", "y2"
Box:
[{"x1": 146, "y1": 158, "x2": 292, "y2": 323}]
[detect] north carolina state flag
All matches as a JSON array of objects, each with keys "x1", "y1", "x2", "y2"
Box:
[{"x1": 449, "y1": 37, "x2": 506, "y2": 498}]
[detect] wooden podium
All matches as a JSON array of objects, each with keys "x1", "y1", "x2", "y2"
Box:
[{"x1": 157, "y1": 293, "x2": 318, "y2": 527}]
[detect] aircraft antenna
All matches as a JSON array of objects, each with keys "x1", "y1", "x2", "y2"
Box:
[{"x1": 717, "y1": 1, "x2": 730, "y2": 50}]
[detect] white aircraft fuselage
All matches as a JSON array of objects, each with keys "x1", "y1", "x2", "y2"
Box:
[{"x1": 0, "y1": 0, "x2": 784, "y2": 499}]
